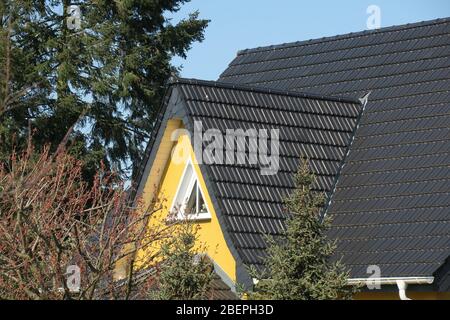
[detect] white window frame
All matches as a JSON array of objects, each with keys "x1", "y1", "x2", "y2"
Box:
[{"x1": 170, "y1": 159, "x2": 211, "y2": 221}]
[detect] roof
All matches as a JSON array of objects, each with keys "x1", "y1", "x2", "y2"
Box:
[
  {"x1": 140, "y1": 78, "x2": 363, "y2": 280},
  {"x1": 219, "y1": 17, "x2": 450, "y2": 280}
]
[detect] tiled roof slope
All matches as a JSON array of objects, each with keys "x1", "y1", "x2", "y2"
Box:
[
  {"x1": 219, "y1": 18, "x2": 450, "y2": 278},
  {"x1": 173, "y1": 78, "x2": 362, "y2": 271}
]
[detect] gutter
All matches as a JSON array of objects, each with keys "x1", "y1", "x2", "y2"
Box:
[{"x1": 347, "y1": 277, "x2": 434, "y2": 300}]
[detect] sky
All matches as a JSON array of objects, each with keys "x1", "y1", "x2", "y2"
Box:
[{"x1": 170, "y1": 0, "x2": 450, "y2": 80}]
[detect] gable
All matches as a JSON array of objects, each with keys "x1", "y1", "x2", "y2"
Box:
[
  {"x1": 135, "y1": 104, "x2": 239, "y2": 289},
  {"x1": 219, "y1": 17, "x2": 450, "y2": 279}
]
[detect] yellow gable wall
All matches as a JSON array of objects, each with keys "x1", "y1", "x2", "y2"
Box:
[{"x1": 137, "y1": 119, "x2": 237, "y2": 282}]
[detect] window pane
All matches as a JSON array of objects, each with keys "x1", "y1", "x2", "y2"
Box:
[
  {"x1": 198, "y1": 187, "x2": 207, "y2": 213},
  {"x1": 173, "y1": 163, "x2": 193, "y2": 213},
  {"x1": 185, "y1": 181, "x2": 197, "y2": 215}
]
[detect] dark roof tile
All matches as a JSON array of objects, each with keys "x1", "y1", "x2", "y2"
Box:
[{"x1": 219, "y1": 18, "x2": 450, "y2": 278}]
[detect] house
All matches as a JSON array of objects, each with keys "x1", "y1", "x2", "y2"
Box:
[{"x1": 133, "y1": 17, "x2": 450, "y2": 300}]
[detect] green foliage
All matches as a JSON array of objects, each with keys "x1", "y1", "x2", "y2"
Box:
[
  {"x1": 150, "y1": 221, "x2": 215, "y2": 300},
  {"x1": 249, "y1": 159, "x2": 355, "y2": 300},
  {"x1": 0, "y1": 0, "x2": 209, "y2": 179}
]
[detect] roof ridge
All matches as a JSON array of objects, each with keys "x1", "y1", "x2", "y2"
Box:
[
  {"x1": 171, "y1": 77, "x2": 362, "y2": 105},
  {"x1": 236, "y1": 17, "x2": 450, "y2": 56}
]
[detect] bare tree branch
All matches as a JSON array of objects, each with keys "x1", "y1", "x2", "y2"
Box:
[{"x1": 0, "y1": 140, "x2": 172, "y2": 299}]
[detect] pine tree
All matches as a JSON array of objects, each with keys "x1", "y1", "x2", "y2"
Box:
[
  {"x1": 249, "y1": 159, "x2": 354, "y2": 300},
  {"x1": 150, "y1": 220, "x2": 215, "y2": 300},
  {"x1": 0, "y1": 0, "x2": 208, "y2": 179}
]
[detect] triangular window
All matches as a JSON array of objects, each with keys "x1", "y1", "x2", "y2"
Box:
[{"x1": 171, "y1": 161, "x2": 210, "y2": 220}]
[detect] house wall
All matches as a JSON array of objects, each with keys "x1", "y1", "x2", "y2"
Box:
[{"x1": 136, "y1": 119, "x2": 237, "y2": 284}]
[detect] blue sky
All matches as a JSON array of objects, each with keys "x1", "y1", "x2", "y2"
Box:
[{"x1": 170, "y1": 0, "x2": 450, "y2": 80}]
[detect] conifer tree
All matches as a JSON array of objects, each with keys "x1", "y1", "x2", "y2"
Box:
[
  {"x1": 150, "y1": 220, "x2": 215, "y2": 300},
  {"x1": 249, "y1": 159, "x2": 354, "y2": 300},
  {"x1": 0, "y1": 0, "x2": 208, "y2": 179}
]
